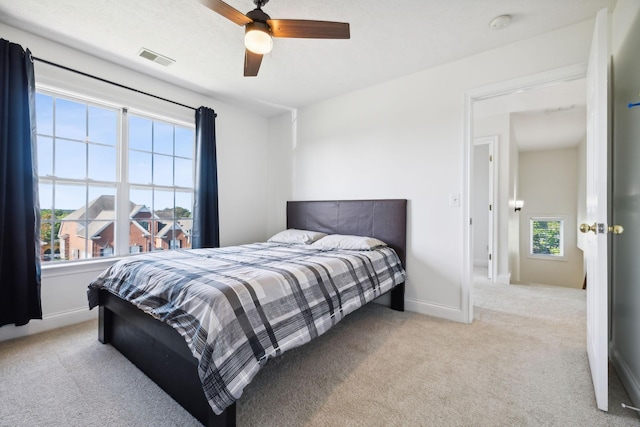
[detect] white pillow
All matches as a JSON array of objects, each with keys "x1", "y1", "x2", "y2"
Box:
[
  {"x1": 311, "y1": 234, "x2": 387, "y2": 250},
  {"x1": 267, "y1": 229, "x2": 327, "y2": 245}
]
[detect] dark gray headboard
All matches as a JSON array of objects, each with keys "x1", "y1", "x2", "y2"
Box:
[{"x1": 286, "y1": 199, "x2": 407, "y2": 266}]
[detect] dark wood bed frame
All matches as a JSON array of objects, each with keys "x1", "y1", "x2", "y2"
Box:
[{"x1": 98, "y1": 199, "x2": 407, "y2": 426}]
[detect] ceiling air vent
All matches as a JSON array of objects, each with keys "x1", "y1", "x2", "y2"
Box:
[{"x1": 138, "y1": 48, "x2": 175, "y2": 67}]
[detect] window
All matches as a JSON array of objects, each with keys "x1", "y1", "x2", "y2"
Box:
[
  {"x1": 128, "y1": 113, "x2": 194, "y2": 254},
  {"x1": 36, "y1": 89, "x2": 195, "y2": 263},
  {"x1": 100, "y1": 247, "x2": 114, "y2": 257},
  {"x1": 530, "y1": 217, "x2": 564, "y2": 258}
]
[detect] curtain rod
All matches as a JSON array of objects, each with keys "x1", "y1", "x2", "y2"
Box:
[{"x1": 33, "y1": 56, "x2": 196, "y2": 111}]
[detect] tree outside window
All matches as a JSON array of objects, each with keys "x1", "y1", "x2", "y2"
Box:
[{"x1": 530, "y1": 217, "x2": 564, "y2": 257}]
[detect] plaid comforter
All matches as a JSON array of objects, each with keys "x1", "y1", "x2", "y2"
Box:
[{"x1": 87, "y1": 242, "x2": 406, "y2": 414}]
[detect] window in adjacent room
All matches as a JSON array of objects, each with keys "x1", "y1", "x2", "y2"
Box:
[
  {"x1": 529, "y1": 217, "x2": 565, "y2": 259},
  {"x1": 36, "y1": 89, "x2": 195, "y2": 263}
]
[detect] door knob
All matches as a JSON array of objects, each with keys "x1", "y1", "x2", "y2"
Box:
[
  {"x1": 608, "y1": 225, "x2": 624, "y2": 234},
  {"x1": 580, "y1": 223, "x2": 597, "y2": 234}
]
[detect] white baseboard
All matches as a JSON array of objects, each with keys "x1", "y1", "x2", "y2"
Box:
[
  {"x1": 610, "y1": 347, "x2": 640, "y2": 409},
  {"x1": 405, "y1": 298, "x2": 465, "y2": 323},
  {"x1": 496, "y1": 273, "x2": 511, "y2": 284},
  {"x1": 0, "y1": 307, "x2": 97, "y2": 343}
]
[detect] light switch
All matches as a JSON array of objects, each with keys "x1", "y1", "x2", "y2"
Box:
[{"x1": 449, "y1": 193, "x2": 460, "y2": 207}]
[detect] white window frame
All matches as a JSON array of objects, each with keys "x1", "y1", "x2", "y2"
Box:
[
  {"x1": 36, "y1": 84, "x2": 195, "y2": 267},
  {"x1": 528, "y1": 215, "x2": 566, "y2": 261}
]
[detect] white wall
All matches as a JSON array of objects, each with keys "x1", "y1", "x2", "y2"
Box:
[
  {"x1": 518, "y1": 148, "x2": 584, "y2": 288},
  {"x1": 268, "y1": 20, "x2": 596, "y2": 321},
  {"x1": 0, "y1": 23, "x2": 270, "y2": 342}
]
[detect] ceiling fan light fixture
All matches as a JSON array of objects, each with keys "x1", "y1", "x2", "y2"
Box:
[{"x1": 245, "y1": 22, "x2": 273, "y2": 54}]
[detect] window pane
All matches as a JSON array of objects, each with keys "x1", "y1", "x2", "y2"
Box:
[
  {"x1": 151, "y1": 220, "x2": 165, "y2": 251},
  {"x1": 52, "y1": 221, "x2": 64, "y2": 261},
  {"x1": 87, "y1": 187, "x2": 117, "y2": 220},
  {"x1": 37, "y1": 136, "x2": 53, "y2": 176},
  {"x1": 55, "y1": 98, "x2": 86, "y2": 141},
  {"x1": 89, "y1": 221, "x2": 115, "y2": 258},
  {"x1": 174, "y1": 157, "x2": 193, "y2": 187},
  {"x1": 60, "y1": 218, "x2": 88, "y2": 260},
  {"x1": 159, "y1": 223, "x2": 182, "y2": 251},
  {"x1": 129, "y1": 116, "x2": 152, "y2": 151},
  {"x1": 178, "y1": 219, "x2": 193, "y2": 249},
  {"x1": 36, "y1": 93, "x2": 53, "y2": 136},
  {"x1": 55, "y1": 139, "x2": 86, "y2": 179},
  {"x1": 175, "y1": 192, "x2": 193, "y2": 218},
  {"x1": 153, "y1": 154, "x2": 173, "y2": 186},
  {"x1": 129, "y1": 150, "x2": 152, "y2": 184},
  {"x1": 55, "y1": 183, "x2": 86, "y2": 213},
  {"x1": 39, "y1": 183, "x2": 53, "y2": 212},
  {"x1": 154, "y1": 121, "x2": 174, "y2": 155},
  {"x1": 88, "y1": 144, "x2": 116, "y2": 182},
  {"x1": 40, "y1": 217, "x2": 54, "y2": 261},
  {"x1": 175, "y1": 127, "x2": 194, "y2": 158},
  {"x1": 40, "y1": 202, "x2": 71, "y2": 258},
  {"x1": 153, "y1": 189, "x2": 174, "y2": 218},
  {"x1": 130, "y1": 218, "x2": 151, "y2": 253},
  {"x1": 130, "y1": 187, "x2": 153, "y2": 211},
  {"x1": 41, "y1": 220, "x2": 65, "y2": 262},
  {"x1": 88, "y1": 106, "x2": 117, "y2": 146}
]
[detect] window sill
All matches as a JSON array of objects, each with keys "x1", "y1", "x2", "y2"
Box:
[
  {"x1": 41, "y1": 257, "x2": 121, "y2": 278},
  {"x1": 527, "y1": 254, "x2": 567, "y2": 262}
]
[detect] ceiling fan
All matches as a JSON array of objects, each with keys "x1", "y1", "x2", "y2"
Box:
[{"x1": 199, "y1": 0, "x2": 350, "y2": 76}]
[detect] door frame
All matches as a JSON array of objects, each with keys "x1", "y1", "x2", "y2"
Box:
[
  {"x1": 462, "y1": 63, "x2": 587, "y2": 324},
  {"x1": 473, "y1": 136, "x2": 497, "y2": 281}
]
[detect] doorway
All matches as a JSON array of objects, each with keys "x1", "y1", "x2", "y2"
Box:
[{"x1": 463, "y1": 63, "x2": 588, "y2": 323}]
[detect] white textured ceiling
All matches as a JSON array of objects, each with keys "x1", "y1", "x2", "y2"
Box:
[
  {"x1": 475, "y1": 78, "x2": 587, "y2": 151},
  {"x1": 0, "y1": 0, "x2": 616, "y2": 117}
]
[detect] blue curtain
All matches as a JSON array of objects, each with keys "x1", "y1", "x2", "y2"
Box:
[
  {"x1": 192, "y1": 106, "x2": 220, "y2": 249},
  {"x1": 0, "y1": 39, "x2": 42, "y2": 327}
]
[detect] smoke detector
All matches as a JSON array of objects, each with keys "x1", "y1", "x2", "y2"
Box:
[
  {"x1": 489, "y1": 15, "x2": 511, "y2": 30},
  {"x1": 138, "y1": 48, "x2": 175, "y2": 67}
]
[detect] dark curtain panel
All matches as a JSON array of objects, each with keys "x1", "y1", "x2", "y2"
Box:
[
  {"x1": 0, "y1": 39, "x2": 42, "y2": 327},
  {"x1": 192, "y1": 106, "x2": 220, "y2": 249}
]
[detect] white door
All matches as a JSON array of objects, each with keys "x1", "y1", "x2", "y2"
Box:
[
  {"x1": 472, "y1": 138, "x2": 495, "y2": 281},
  {"x1": 583, "y1": 8, "x2": 609, "y2": 412}
]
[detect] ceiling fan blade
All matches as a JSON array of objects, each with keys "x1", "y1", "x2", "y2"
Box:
[
  {"x1": 198, "y1": 0, "x2": 252, "y2": 26},
  {"x1": 268, "y1": 19, "x2": 350, "y2": 39},
  {"x1": 244, "y1": 49, "x2": 263, "y2": 77}
]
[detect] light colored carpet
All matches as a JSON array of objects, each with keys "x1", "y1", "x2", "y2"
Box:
[{"x1": 1, "y1": 278, "x2": 638, "y2": 426}]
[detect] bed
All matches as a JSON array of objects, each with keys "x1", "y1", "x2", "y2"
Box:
[{"x1": 88, "y1": 199, "x2": 407, "y2": 426}]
